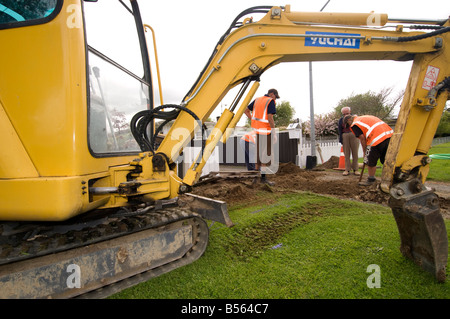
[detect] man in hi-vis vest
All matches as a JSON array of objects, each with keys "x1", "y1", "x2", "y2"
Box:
[
  {"x1": 345, "y1": 114, "x2": 393, "y2": 186},
  {"x1": 244, "y1": 89, "x2": 279, "y2": 185}
]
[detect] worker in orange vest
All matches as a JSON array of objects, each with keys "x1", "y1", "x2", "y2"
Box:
[
  {"x1": 244, "y1": 89, "x2": 279, "y2": 185},
  {"x1": 240, "y1": 131, "x2": 256, "y2": 171},
  {"x1": 345, "y1": 114, "x2": 393, "y2": 186}
]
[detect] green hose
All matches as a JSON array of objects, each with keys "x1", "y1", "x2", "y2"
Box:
[{"x1": 429, "y1": 154, "x2": 450, "y2": 160}]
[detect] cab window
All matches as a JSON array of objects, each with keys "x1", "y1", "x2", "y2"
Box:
[
  {"x1": 0, "y1": 0, "x2": 61, "y2": 28},
  {"x1": 84, "y1": 1, "x2": 149, "y2": 154}
]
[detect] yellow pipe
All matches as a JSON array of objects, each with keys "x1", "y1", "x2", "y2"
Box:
[
  {"x1": 221, "y1": 81, "x2": 260, "y2": 144},
  {"x1": 284, "y1": 7, "x2": 388, "y2": 26},
  {"x1": 144, "y1": 24, "x2": 164, "y2": 105},
  {"x1": 183, "y1": 109, "x2": 234, "y2": 185}
]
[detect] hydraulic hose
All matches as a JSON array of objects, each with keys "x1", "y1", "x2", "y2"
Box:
[
  {"x1": 130, "y1": 104, "x2": 204, "y2": 156},
  {"x1": 427, "y1": 76, "x2": 450, "y2": 100},
  {"x1": 408, "y1": 25, "x2": 446, "y2": 30},
  {"x1": 184, "y1": 6, "x2": 273, "y2": 102},
  {"x1": 396, "y1": 26, "x2": 450, "y2": 42}
]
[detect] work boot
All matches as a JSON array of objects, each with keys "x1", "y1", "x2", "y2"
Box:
[
  {"x1": 359, "y1": 177, "x2": 376, "y2": 186},
  {"x1": 353, "y1": 170, "x2": 360, "y2": 176},
  {"x1": 343, "y1": 171, "x2": 349, "y2": 176},
  {"x1": 261, "y1": 174, "x2": 275, "y2": 186},
  {"x1": 261, "y1": 179, "x2": 275, "y2": 186}
]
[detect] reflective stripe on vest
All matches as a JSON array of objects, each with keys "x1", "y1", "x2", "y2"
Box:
[
  {"x1": 251, "y1": 96, "x2": 273, "y2": 135},
  {"x1": 352, "y1": 115, "x2": 393, "y2": 146},
  {"x1": 241, "y1": 131, "x2": 256, "y2": 144}
]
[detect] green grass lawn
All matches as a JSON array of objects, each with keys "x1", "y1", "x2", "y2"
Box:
[
  {"x1": 110, "y1": 193, "x2": 450, "y2": 299},
  {"x1": 428, "y1": 142, "x2": 450, "y2": 182}
]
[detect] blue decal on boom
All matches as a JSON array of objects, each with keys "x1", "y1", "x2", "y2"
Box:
[{"x1": 305, "y1": 31, "x2": 361, "y2": 49}]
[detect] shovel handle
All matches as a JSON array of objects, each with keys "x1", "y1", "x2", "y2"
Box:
[{"x1": 359, "y1": 162, "x2": 365, "y2": 182}]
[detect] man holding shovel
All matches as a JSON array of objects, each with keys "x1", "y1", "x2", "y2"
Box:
[{"x1": 344, "y1": 115, "x2": 393, "y2": 186}]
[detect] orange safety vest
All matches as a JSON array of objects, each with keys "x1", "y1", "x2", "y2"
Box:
[
  {"x1": 241, "y1": 131, "x2": 256, "y2": 144},
  {"x1": 251, "y1": 96, "x2": 273, "y2": 135},
  {"x1": 351, "y1": 115, "x2": 393, "y2": 147}
]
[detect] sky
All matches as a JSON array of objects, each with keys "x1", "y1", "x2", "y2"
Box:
[{"x1": 136, "y1": 0, "x2": 449, "y2": 124}]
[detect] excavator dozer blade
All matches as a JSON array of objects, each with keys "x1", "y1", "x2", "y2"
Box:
[
  {"x1": 389, "y1": 179, "x2": 448, "y2": 282},
  {"x1": 180, "y1": 193, "x2": 234, "y2": 227}
]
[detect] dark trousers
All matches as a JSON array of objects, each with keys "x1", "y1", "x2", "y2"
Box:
[{"x1": 239, "y1": 138, "x2": 255, "y2": 171}]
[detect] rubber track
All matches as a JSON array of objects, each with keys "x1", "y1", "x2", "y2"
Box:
[
  {"x1": 0, "y1": 207, "x2": 201, "y2": 267},
  {"x1": 78, "y1": 215, "x2": 209, "y2": 299},
  {"x1": 0, "y1": 207, "x2": 209, "y2": 298}
]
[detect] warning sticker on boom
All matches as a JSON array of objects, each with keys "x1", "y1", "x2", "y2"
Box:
[
  {"x1": 422, "y1": 65, "x2": 440, "y2": 91},
  {"x1": 305, "y1": 31, "x2": 361, "y2": 49}
]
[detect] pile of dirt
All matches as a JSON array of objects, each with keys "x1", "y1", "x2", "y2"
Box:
[
  {"x1": 189, "y1": 162, "x2": 450, "y2": 219},
  {"x1": 319, "y1": 155, "x2": 340, "y2": 169}
]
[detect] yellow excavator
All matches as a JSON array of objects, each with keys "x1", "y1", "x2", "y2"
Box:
[{"x1": 0, "y1": 1, "x2": 449, "y2": 298}]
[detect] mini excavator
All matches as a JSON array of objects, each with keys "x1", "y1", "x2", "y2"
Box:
[{"x1": 0, "y1": 1, "x2": 449, "y2": 298}]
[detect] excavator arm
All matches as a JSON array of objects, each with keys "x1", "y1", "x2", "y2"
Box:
[
  {"x1": 138, "y1": 5, "x2": 449, "y2": 281},
  {"x1": 148, "y1": 6, "x2": 448, "y2": 187}
]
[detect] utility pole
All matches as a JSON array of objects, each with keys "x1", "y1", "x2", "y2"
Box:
[{"x1": 307, "y1": 0, "x2": 330, "y2": 169}]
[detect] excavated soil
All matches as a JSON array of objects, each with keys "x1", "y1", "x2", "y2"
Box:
[{"x1": 189, "y1": 156, "x2": 450, "y2": 219}]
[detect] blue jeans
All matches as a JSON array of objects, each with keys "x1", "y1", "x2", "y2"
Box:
[{"x1": 239, "y1": 139, "x2": 256, "y2": 171}]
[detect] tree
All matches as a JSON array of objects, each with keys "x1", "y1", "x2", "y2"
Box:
[
  {"x1": 334, "y1": 87, "x2": 403, "y2": 120},
  {"x1": 111, "y1": 109, "x2": 128, "y2": 133},
  {"x1": 273, "y1": 101, "x2": 295, "y2": 127},
  {"x1": 245, "y1": 100, "x2": 295, "y2": 128},
  {"x1": 302, "y1": 87, "x2": 403, "y2": 137},
  {"x1": 436, "y1": 108, "x2": 450, "y2": 137},
  {"x1": 303, "y1": 112, "x2": 338, "y2": 137}
]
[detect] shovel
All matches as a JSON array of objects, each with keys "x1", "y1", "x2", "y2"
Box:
[
  {"x1": 359, "y1": 147, "x2": 370, "y2": 183},
  {"x1": 359, "y1": 162, "x2": 365, "y2": 183}
]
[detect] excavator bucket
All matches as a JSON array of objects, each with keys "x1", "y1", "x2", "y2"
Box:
[{"x1": 389, "y1": 179, "x2": 448, "y2": 282}]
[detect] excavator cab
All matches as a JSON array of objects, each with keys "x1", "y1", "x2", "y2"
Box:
[
  {"x1": 0, "y1": 0, "x2": 153, "y2": 220},
  {"x1": 0, "y1": 0, "x2": 215, "y2": 298}
]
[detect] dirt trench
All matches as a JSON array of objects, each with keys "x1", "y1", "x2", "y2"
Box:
[{"x1": 188, "y1": 157, "x2": 450, "y2": 219}]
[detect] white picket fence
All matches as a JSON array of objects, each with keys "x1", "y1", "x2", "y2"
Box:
[{"x1": 298, "y1": 139, "x2": 364, "y2": 168}]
